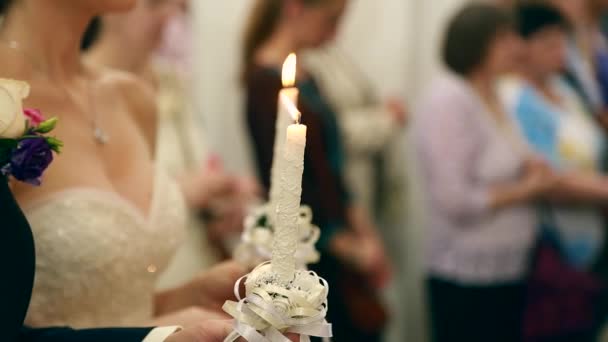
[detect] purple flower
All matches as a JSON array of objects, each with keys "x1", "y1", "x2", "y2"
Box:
[{"x1": 6, "y1": 138, "x2": 53, "y2": 185}]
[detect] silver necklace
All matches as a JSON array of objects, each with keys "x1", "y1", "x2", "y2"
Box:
[
  {"x1": 82, "y1": 80, "x2": 110, "y2": 145},
  {"x1": 2, "y1": 39, "x2": 110, "y2": 145}
]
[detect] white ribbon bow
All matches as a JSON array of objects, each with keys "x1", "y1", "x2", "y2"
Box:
[{"x1": 223, "y1": 263, "x2": 332, "y2": 342}]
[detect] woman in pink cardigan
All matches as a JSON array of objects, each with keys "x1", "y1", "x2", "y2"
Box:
[{"x1": 412, "y1": 4, "x2": 556, "y2": 342}]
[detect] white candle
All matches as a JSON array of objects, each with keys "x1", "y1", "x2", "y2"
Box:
[
  {"x1": 269, "y1": 53, "x2": 299, "y2": 214},
  {"x1": 272, "y1": 103, "x2": 307, "y2": 283}
]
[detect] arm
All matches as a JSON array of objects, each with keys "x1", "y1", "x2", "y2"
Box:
[
  {"x1": 329, "y1": 209, "x2": 392, "y2": 288},
  {"x1": 489, "y1": 177, "x2": 547, "y2": 210},
  {"x1": 513, "y1": 81, "x2": 608, "y2": 203},
  {"x1": 338, "y1": 106, "x2": 399, "y2": 155},
  {"x1": 21, "y1": 326, "x2": 154, "y2": 342},
  {"x1": 548, "y1": 171, "x2": 608, "y2": 203},
  {"x1": 22, "y1": 324, "x2": 256, "y2": 342},
  {"x1": 419, "y1": 94, "x2": 489, "y2": 219},
  {"x1": 153, "y1": 261, "x2": 245, "y2": 318},
  {"x1": 418, "y1": 90, "x2": 541, "y2": 221},
  {"x1": 346, "y1": 205, "x2": 380, "y2": 237},
  {"x1": 304, "y1": 49, "x2": 403, "y2": 155}
]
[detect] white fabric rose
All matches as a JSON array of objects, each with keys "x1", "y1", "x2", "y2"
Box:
[{"x1": 0, "y1": 79, "x2": 30, "y2": 138}]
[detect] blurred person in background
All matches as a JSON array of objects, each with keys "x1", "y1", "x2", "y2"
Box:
[
  {"x1": 501, "y1": 4, "x2": 608, "y2": 339},
  {"x1": 302, "y1": 43, "x2": 409, "y2": 342},
  {"x1": 587, "y1": 0, "x2": 608, "y2": 112},
  {"x1": 412, "y1": 4, "x2": 557, "y2": 341},
  {"x1": 242, "y1": 0, "x2": 392, "y2": 341},
  {"x1": 547, "y1": 0, "x2": 608, "y2": 124},
  {"x1": 155, "y1": 0, "x2": 192, "y2": 77},
  {"x1": 302, "y1": 43, "x2": 408, "y2": 257},
  {"x1": 84, "y1": 0, "x2": 260, "y2": 288},
  {"x1": 302, "y1": 47, "x2": 408, "y2": 236},
  {"x1": 503, "y1": 3, "x2": 608, "y2": 339},
  {"x1": 542, "y1": 2, "x2": 608, "y2": 329},
  {"x1": 503, "y1": 2, "x2": 608, "y2": 278}
]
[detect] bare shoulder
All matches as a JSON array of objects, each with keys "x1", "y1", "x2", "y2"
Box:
[{"x1": 88, "y1": 63, "x2": 158, "y2": 150}]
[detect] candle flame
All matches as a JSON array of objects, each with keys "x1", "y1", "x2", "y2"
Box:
[
  {"x1": 281, "y1": 93, "x2": 301, "y2": 124},
  {"x1": 282, "y1": 53, "x2": 297, "y2": 87}
]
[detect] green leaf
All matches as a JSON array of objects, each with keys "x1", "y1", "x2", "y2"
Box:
[
  {"x1": 45, "y1": 136, "x2": 63, "y2": 153},
  {"x1": 18, "y1": 135, "x2": 39, "y2": 140},
  {"x1": 35, "y1": 117, "x2": 59, "y2": 134}
]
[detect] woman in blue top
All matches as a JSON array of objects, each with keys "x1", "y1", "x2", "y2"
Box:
[{"x1": 501, "y1": 3, "x2": 608, "y2": 270}]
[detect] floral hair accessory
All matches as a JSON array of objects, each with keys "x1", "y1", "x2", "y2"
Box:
[{"x1": 0, "y1": 79, "x2": 62, "y2": 185}]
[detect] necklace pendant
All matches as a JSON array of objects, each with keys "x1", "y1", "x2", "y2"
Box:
[{"x1": 94, "y1": 127, "x2": 109, "y2": 145}]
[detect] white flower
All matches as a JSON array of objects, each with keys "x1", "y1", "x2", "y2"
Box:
[{"x1": 0, "y1": 79, "x2": 30, "y2": 139}]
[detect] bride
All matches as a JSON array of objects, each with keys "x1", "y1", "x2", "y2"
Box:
[{"x1": 1, "y1": 0, "x2": 243, "y2": 329}]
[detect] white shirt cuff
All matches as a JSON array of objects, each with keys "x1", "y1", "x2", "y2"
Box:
[{"x1": 142, "y1": 326, "x2": 182, "y2": 342}]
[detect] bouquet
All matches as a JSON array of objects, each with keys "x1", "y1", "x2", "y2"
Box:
[{"x1": 0, "y1": 79, "x2": 62, "y2": 185}]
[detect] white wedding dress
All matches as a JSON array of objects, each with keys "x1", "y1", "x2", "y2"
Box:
[{"x1": 22, "y1": 169, "x2": 187, "y2": 328}]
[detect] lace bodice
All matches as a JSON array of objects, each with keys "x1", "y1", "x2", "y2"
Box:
[{"x1": 23, "y1": 170, "x2": 187, "y2": 328}]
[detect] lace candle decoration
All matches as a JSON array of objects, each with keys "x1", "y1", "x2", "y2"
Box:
[
  {"x1": 269, "y1": 53, "x2": 299, "y2": 214},
  {"x1": 272, "y1": 94, "x2": 307, "y2": 283},
  {"x1": 224, "y1": 84, "x2": 331, "y2": 342}
]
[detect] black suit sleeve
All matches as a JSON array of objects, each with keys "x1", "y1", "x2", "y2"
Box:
[{"x1": 20, "y1": 326, "x2": 154, "y2": 342}]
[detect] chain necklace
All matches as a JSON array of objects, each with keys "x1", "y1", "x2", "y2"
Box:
[{"x1": 1, "y1": 39, "x2": 110, "y2": 145}]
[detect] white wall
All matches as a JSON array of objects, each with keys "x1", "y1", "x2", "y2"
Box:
[
  {"x1": 408, "y1": 1, "x2": 451, "y2": 93},
  {"x1": 191, "y1": 0, "x2": 254, "y2": 174},
  {"x1": 338, "y1": 0, "x2": 472, "y2": 101},
  {"x1": 191, "y1": 0, "x2": 469, "y2": 172},
  {"x1": 336, "y1": 0, "x2": 412, "y2": 97}
]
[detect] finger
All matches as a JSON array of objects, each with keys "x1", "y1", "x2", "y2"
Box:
[
  {"x1": 285, "y1": 333, "x2": 299, "y2": 342},
  {"x1": 211, "y1": 260, "x2": 247, "y2": 278},
  {"x1": 206, "y1": 154, "x2": 223, "y2": 170},
  {"x1": 198, "y1": 319, "x2": 235, "y2": 342},
  {"x1": 197, "y1": 261, "x2": 247, "y2": 305}
]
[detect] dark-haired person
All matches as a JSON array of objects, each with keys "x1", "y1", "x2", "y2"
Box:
[
  {"x1": 412, "y1": 4, "x2": 556, "y2": 342},
  {"x1": 502, "y1": 5, "x2": 608, "y2": 339},
  {"x1": 0, "y1": 0, "x2": 247, "y2": 331},
  {"x1": 502, "y1": 2, "x2": 608, "y2": 276},
  {"x1": 242, "y1": 0, "x2": 392, "y2": 341}
]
